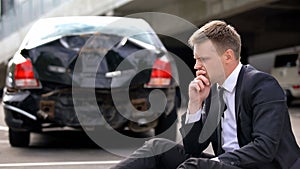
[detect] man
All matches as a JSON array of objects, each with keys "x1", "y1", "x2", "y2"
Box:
[{"x1": 111, "y1": 20, "x2": 300, "y2": 169}]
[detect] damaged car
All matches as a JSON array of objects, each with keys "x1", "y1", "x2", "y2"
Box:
[{"x1": 2, "y1": 16, "x2": 179, "y2": 147}]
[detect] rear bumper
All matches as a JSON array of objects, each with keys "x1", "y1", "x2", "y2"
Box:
[
  {"x1": 283, "y1": 86, "x2": 300, "y2": 99},
  {"x1": 3, "y1": 86, "x2": 176, "y2": 132},
  {"x1": 3, "y1": 105, "x2": 38, "y2": 131},
  {"x1": 289, "y1": 88, "x2": 300, "y2": 98}
]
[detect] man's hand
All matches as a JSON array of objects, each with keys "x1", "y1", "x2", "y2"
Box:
[{"x1": 188, "y1": 69, "x2": 210, "y2": 114}]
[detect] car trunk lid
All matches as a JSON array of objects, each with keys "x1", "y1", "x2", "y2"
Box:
[{"x1": 26, "y1": 33, "x2": 160, "y2": 88}]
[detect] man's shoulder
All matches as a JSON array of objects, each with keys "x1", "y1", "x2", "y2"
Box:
[
  {"x1": 241, "y1": 64, "x2": 283, "y2": 94},
  {"x1": 243, "y1": 64, "x2": 267, "y2": 75},
  {"x1": 242, "y1": 64, "x2": 275, "y2": 82}
]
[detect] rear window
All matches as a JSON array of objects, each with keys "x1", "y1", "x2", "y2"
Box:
[
  {"x1": 274, "y1": 54, "x2": 299, "y2": 68},
  {"x1": 22, "y1": 17, "x2": 165, "y2": 50}
]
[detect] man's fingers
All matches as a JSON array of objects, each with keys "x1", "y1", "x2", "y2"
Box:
[
  {"x1": 191, "y1": 79, "x2": 206, "y2": 92},
  {"x1": 196, "y1": 70, "x2": 206, "y2": 77},
  {"x1": 197, "y1": 79, "x2": 205, "y2": 91},
  {"x1": 195, "y1": 75, "x2": 210, "y2": 86},
  {"x1": 190, "y1": 80, "x2": 201, "y2": 92}
]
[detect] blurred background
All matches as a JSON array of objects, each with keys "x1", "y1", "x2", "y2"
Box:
[
  {"x1": 0, "y1": 0, "x2": 299, "y2": 168},
  {"x1": 1, "y1": 0, "x2": 300, "y2": 72}
]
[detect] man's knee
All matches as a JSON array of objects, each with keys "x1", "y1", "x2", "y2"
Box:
[
  {"x1": 143, "y1": 138, "x2": 180, "y2": 156},
  {"x1": 145, "y1": 138, "x2": 175, "y2": 147}
]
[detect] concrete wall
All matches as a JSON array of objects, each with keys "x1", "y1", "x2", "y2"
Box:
[{"x1": 0, "y1": 0, "x2": 132, "y2": 63}]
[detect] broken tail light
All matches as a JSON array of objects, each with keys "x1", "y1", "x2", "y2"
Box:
[
  {"x1": 145, "y1": 56, "x2": 172, "y2": 87},
  {"x1": 14, "y1": 59, "x2": 41, "y2": 89}
]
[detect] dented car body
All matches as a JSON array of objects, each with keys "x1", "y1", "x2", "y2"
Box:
[{"x1": 2, "y1": 16, "x2": 179, "y2": 147}]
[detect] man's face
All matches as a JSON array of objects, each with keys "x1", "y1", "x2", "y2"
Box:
[{"x1": 193, "y1": 40, "x2": 226, "y2": 84}]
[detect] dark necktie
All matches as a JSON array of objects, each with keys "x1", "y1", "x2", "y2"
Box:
[
  {"x1": 217, "y1": 86, "x2": 226, "y2": 155},
  {"x1": 199, "y1": 85, "x2": 227, "y2": 145},
  {"x1": 218, "y1": 86, "x2": 227, "y2": 118}
]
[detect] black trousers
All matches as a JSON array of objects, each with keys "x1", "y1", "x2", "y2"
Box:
[{"x1": 110, "y1": 138, "x2": 244, "y2": 169}]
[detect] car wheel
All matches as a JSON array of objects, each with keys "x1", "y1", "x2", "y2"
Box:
[
  {"x1": 154, "y1": 106, "x2": 178, "y2": 141},
  {"x1": 287, "y1": 96, "x2": 293, "y2": 106},
  {"x1": 285, "y1": 90, "x2": 293, "y2": 106},
  {"x1": 9, "y1": 128, "x2": 30, "y2": 147}
]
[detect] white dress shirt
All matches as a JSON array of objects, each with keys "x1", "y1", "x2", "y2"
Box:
[{"x1": 186, "y1": 62, "x2": 243, "y2": 153}]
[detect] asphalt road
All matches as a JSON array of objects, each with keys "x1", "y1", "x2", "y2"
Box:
[
  {"x1": 0, "y1": 101, "x2": 299, "y2": 169},
  {"x1": 0, "y1": 101, "x2": 130, "y2": 169}
]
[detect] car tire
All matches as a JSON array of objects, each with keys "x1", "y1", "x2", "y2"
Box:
[
  {"x1": 154, "y1": 106, "x2": 178, "y2": 141},
  {"x1": 9, "y1": 128, "x2": 30, "y2": 147},
  {"x1": 287, "y1": 96, "x2": 293, "y2": 106},
  {"x1": 285, "y1": 90, "x2": 293, "y2": 106}
]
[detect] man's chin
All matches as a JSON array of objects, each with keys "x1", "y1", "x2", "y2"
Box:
[{"x1": 209, "y1": 78, "x2": 217, "y2": 85}]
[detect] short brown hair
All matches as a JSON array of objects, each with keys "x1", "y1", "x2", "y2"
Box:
[{"x1": 188, "y1": 20, "x2": 241, "y2": 59}]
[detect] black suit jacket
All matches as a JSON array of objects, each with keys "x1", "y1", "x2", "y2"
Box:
[{"x1": 180, "y1": 65, "x2": 300, "y2": 169}]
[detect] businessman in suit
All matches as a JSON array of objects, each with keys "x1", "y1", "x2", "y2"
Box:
[{"x1": 111, "y1": 20, "x2": 300, "y2": 169}]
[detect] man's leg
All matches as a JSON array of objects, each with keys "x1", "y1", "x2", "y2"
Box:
[
  {"x1": 177, "y1": 158, "x2": 245, "y2": 169},
  {"x1": 111, "y1": 138, "x2": 188, "y2": 169}
]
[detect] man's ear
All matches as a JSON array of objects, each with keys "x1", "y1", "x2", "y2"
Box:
[{"x1": 224, "y1": 49, "x2": 235, "y2": 61}]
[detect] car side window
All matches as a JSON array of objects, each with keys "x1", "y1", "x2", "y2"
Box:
[{"x1": 274, "y1": 54, "x2": 299, "y2": 68}]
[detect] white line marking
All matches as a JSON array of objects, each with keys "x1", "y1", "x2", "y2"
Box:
[
  {"x1": 0, "y1": 126, "x2": 8, "y2": 131},
  {"x1": 0, "y1": 140, "x2": 9, "y2": 144},
  {"x1": 0, "y1": 160, "x2": 121, "y2": 167}
]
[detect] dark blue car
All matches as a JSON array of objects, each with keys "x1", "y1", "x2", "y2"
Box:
[{"x1": 2, "y1": 16, "x2": 179, "y2": 147}]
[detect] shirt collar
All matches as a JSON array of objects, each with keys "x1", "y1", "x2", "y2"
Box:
[{"x1": 219, "y1": 62, "x2": 242, "y2": 93}]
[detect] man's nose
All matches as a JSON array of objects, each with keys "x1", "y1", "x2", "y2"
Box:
[{"x1": 194, "y1": 60, "x2": 203, "y2": 69}]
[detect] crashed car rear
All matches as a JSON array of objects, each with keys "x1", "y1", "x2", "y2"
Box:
[{"x1": 2, "y1": 16, "x2": 179, "y2": 147}]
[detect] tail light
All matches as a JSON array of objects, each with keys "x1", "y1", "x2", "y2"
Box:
[
  {"x1": 293, "y1": 85, "x2": 300, "y2": 89},
  {"x1": 14, "y1": 59, "x2": 41, "y2": 89},
  {"x1": 145, "y1": 56, "x2": 172, "y2": 87}
]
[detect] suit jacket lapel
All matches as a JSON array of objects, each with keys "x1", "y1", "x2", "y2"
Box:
[
  {"x1": 199, "y1": 84, "x2": 219, "y2": 142},
  {"x1": 202, "y1": 65, "x2": 246, "y2": 155},
  {"x1": 203, "y1": 84, "x2": 224, "y2": 155},
  {"x1": 235, "y1": 65, "x2": 246, "y2": 124}
]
